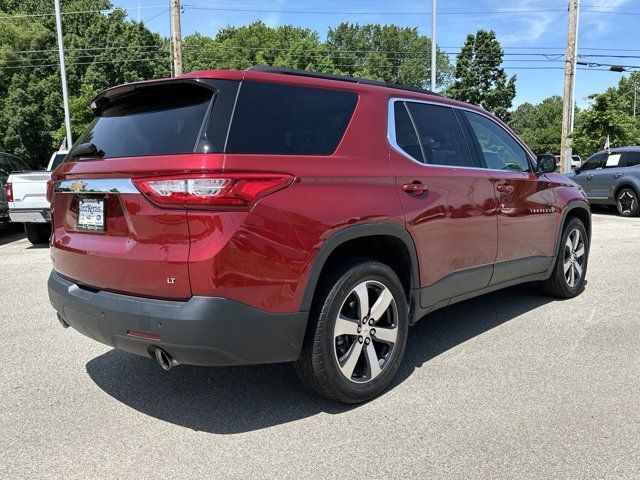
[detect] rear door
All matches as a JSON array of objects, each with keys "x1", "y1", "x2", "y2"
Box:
[
  {"x1": 50, "y1": 79, "x2": 239, "y2": 300},
  {"x1": 462, "y1": 110, "x2": 557, "y2": 282},
  {"x1": 389, "y1": 99, "x2": 498, "y2": 309}
]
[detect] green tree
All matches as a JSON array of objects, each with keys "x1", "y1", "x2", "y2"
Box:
[
  {"x1": 0, "y1": 1, "x2": 168, "y2": 166},
  {"x1": 183, "y1": 22, "x2": 329, "y2": 72},
  {"x1": 509, "y1": 96, "x2": 564, "y2": 155},
  {"x1": 182, "y1": 21, "x2": 452, "y2": 90},
  {"x1": 572, "y1": 72, "x2": 640, "y2": 157},
  {"x1": 324, "y1": 23, "x2": 451, "y2": 89},
  {"x1": 447, "y1": 29, "x2": 516, "y2": 121}
]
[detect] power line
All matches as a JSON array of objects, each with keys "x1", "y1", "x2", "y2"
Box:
[{"x1": 2, "y1": 4, "x2": 640, "y2": 20}]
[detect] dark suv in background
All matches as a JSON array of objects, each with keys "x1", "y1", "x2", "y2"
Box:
[
  {"x1": 566, "y1": 146, "x2": 640, "y2": 216},
  {"x1": 48, "y1": 67, "x2": 591, "y2": 403}
]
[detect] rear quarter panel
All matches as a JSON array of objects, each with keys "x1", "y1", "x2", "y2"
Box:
[{"x1": 189, "y1": 84, "x2": 406, "y2": 313}]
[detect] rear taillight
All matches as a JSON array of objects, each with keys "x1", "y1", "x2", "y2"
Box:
[
  {"x1": 132, "y1": 173, "x2": 294, "y2": 209},
  {"x1": 5, "y1": 182, "x2": 12, "y2": 202},
  {"x1": 46, "y1": 179, "x2": 54, "y2": 203}
]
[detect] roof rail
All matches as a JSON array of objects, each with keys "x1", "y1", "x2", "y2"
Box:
[{"x1": 246, "y1": 65, "x2": 441, "y2": 97}]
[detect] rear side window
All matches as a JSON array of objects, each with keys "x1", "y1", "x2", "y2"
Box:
[
  {"x1": 623, "y1": 151, "x2": 640, "y2": 167},
  {"x1": 226, "y1": 81, "x2": 357, "y2": 155},
  {"x1": 73, "y1": 82, "x2": 217, "y2": 159},
  {"x1": 581, "y1": 152, "x2": 606, "y2": 171},
  {"x1": 465, "y1": 111, "x2": 530, "y2": 172}
]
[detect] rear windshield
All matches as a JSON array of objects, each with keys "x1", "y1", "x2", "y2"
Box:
[
  {"x1": 226, "y1": 81, "x2": 357, "y2": 155},
  {"x1": 73, "y1": 82, "x2": 216, "y2": 159}
]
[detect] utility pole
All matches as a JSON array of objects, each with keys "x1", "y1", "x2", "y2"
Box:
[
  {"x1": 431, "y1": 0, "x2": 437, "y2": 91},
  {"x1": 634, "y1": 80, "x2": 637, "y2": 117},
  {"x1": 54, "y1": 0, "x2": 73, "y2": 148},
  {"x1": 170, "y1": 0, "x2": 183, "y2": 76},
  {"x1": 560, "y1": 0, "x2": 580, "y2": 173}
]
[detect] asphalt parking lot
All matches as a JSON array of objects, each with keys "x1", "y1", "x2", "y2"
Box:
[{"x1": 1, "y1": 211, "x2": 639, "y2": 479}]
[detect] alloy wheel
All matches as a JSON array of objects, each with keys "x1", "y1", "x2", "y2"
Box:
[
  {"x1": 617, "y1": 190, "x2": 636, "y2": 215},
  {"x1": 563, "y1": 228, "x2": 586, "y2": 288},
  {"x1": 333, "y1": 280, "x2": 398, "y2": 383}
]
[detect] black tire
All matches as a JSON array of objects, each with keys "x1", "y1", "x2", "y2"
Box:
[
  {"x1": 538, "y1": 217, "x2": 588, "y2": 298},
  {"x1": 615, "y1": 187, "x2": 639, "y2": 217},
  {"x1": 24, "y1": 223, "x2": 51, "y2": 244},
  {"x1": 294, "y1": 260, "x2": 409, "y2": 403}
]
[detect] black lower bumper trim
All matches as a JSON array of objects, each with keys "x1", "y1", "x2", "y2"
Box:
[{"x1": 48, "y1": 271, "x2": 308, "y2": 366}]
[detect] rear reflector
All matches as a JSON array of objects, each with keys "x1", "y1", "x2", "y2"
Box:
[
  {"x1": 132, "y1": 173, "x2": 293, "y2": 209},
  {"x1": 5, "y1": 182, "x2": 12, "y2": 202},
  {"x1": 127, "y1": 330, "x2": 161, "y2": 341}
]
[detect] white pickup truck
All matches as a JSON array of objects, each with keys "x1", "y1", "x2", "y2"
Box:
[{"x1": 7, "y1": 150, "x2": 68, "y2": 244}]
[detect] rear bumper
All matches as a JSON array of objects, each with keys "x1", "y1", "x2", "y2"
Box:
[
  {"x1": 48, "y1": 271, "x2": 308, "y2": 366},
  {"x1": 9, "y1": 208, "x2": 50, "y2": 223}
]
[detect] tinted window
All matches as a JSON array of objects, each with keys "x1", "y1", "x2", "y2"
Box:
[
  {"x1": 393, "y1": 102, "x2": 424, "y2": 162},
  {"x1": 581, "y1": 152, "x2": 606, "y2": 171},
  {"x1": 465, "y1": 111, "x2": 530, "y2": 171},
  {"x1": 50, "y1": 153, "x2": 67, "y2": 170},
  {"x1": 623, "y1": 151, "x2": 640, "y2": 167},
  {"x1": 404, "y1": 102, "x2": 474, "y2": 167},
  {"x1": 0, "y1": 156, "x2": 11, "y2": 176},
  {"x1": 604, "y1": 152, "x2": 623, "y2": 168},
  {"x1": 7, "y1": 155, "x2": 29, "y2": 172},
  {"x1": 72, "y1": 83, "x2": 215, "y2": 159},
  {"x1": 226, "y1": 81, "x2": 357, "y2": 155}
]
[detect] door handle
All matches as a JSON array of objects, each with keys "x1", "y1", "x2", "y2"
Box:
[
  {"x1": 614, "y1": 172, "x2": 622, "y2": 178},
  {"x1": 496, "y1": 183, "x2": 514, "y2": 194},
  {"x1": 402, "y1": 182, "x2": 427, "y2": 195},
  {"x1": 587, "y1": 174, "x2": 593, "y2": 180}
]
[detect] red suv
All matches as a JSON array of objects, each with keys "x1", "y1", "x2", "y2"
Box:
[{"x1": 48, "y1": 67, "x2": 591, "y2": 403}]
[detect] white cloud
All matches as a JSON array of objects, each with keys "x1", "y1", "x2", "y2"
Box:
[
  {"x1": 580, "y1": 0, "x2": 631, "y2": 38},
  {"x1": 494, "y1": 0, "x2": 561, "y2": 44}
]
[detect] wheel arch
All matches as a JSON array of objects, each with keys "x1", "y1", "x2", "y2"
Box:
[
  {"x1": 299, "y1": 223, "x2": 420, "y2": 312},
  {"x1": 557, "y1": 200, "x2": 591, "y2": 250}
]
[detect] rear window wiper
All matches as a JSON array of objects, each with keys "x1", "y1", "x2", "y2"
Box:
[{"x1": 68, "y1": 143, "x2": 105, "y2": 162}]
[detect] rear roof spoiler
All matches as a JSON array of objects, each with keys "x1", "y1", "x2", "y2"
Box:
[{"x1": 89, "y1": 78, "x2": 217, "y2": 115}]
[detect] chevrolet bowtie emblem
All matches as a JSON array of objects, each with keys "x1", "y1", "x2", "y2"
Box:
[{"x1": 70, "y1": 181, "x2": 86, "y2": 193}]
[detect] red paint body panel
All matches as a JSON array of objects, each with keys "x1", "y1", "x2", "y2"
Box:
[
  {"x1": 488, "y1": 171, "x2": 558, "y2": 262},
  {"x1": 50, "y1": 69, "x2": 588, "y2": 315}
]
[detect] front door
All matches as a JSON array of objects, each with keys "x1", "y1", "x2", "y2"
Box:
[
  {"x1": 388, "y1": 100, "x2": 498, "y2": 309},
  {"x1": 462, "y1": 111, "x2": 558, "y2": 284},
  {"x1": 572, "y1": 152, "x2": 606, "y2": 199}
]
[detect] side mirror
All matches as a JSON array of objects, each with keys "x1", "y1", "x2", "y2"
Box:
[
  {"x1": 536, "y1": 156, "x2": 556, "y2": 174},
  {"x1": 574, "y1": 166, "x2": 581, "y2": 174}
]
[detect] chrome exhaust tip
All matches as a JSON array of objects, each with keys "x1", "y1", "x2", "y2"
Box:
[{"x1": 154, "y1": 348, "x2": 178, "y2": 371}]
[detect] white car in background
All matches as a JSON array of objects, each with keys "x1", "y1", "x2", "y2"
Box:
[{"x1": 7, "y1": 150, "x2": 68, "y2": 244}]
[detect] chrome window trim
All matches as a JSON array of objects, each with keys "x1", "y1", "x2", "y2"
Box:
[
  {"x1": 54, "y1": 178, "x2": 138, "y2": 194},
  {"x1": 387, "y1": 97, "x2": 536, "y2": 174}
]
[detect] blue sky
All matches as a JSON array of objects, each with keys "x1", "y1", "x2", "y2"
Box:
[{"x1": 115, "y1": 0, "x2": 639, "y2": 108}]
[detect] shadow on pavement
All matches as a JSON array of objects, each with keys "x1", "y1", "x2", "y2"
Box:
[
  {"x1": 0, "y1": 223, "x2": 25, "y2": 246},
  {"x1": 86, "y1": 283, "x2": 553, "y2": 434}
]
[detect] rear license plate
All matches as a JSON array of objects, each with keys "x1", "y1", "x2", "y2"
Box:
[{"x1": 77, "y1": 198, "x2": 105, "y2": 231}]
